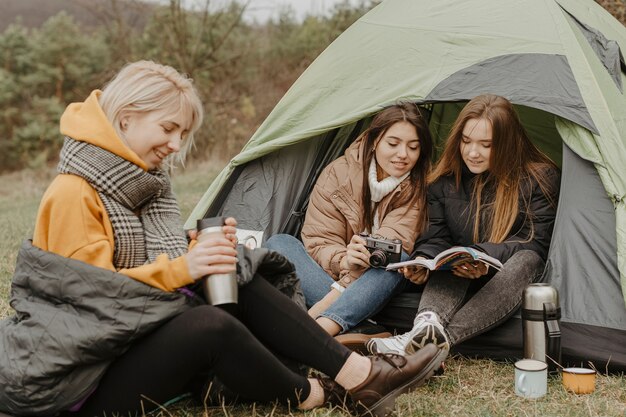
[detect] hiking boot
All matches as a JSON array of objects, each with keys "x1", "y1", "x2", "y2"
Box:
[
  {"x1": 349, "y1": 343, "x2": 446, "y2": 417},
  {"x1": 335, "y1": 321, "x2": 392, "y2": 354},
  {"x1": 335, "y1": 331, "x2": 393, "y2": 354},
  {"x1": 367, "y1": 312, "x2": 450, "y2": 356},
  {"x1": 313, "y1": 373, "x2": 352, "y2": 411}
]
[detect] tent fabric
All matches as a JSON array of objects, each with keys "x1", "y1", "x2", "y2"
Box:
[
  {"x1": 426, "y1": 53, "x2": 597, "y2": 133},
  {"x1": 547, "y1": 144, "x2": 626, "y2": 331},
  {"x1": 186, "y1": 0, "x2": 626, "y2": 371},
  {"x1": 565, "y1": 10, "x2": 625, "y2": 91},
  {"x1": 186, "y1": 0, "x2": 626, "y2": 306}
]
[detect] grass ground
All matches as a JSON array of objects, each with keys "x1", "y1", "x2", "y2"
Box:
[{"x1": 0, "y1": 162, "x2": 625, "y2": 417}]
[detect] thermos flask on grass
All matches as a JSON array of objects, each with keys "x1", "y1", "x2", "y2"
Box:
[
  {"x1": 196, "y1": 217, "x2": 238, "y2": 306},
  {"x1": 522, "y1": 283, "x2": 561, "y2": 372}
]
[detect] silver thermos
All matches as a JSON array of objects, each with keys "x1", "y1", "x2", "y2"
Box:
[
  {"x1": 521, "y1": 283, "x2": 561, "y2": 372},
  {"x1": 196, "y1": 217, "x2": 238, "y2": 305}
]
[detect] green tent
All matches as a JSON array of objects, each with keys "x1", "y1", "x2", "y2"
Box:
[{"x1": 187, "y1": 0, "x2": 626, "y2": 371}]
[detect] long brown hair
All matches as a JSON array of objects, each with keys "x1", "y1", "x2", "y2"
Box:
[
  {"x1": 429, "y1": 95, "x2": 557, "y2": 243},
  {"x1": 360, "y1": 102, "x2": 433, "y2": 234}
]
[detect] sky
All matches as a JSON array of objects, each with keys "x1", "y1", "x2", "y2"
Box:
[
  {"x1": 244, "y1": 0, "x2": 356, "y2": 22},
  {"x1": 164, "y1": 0, "x2": 364, "y2": 23}
]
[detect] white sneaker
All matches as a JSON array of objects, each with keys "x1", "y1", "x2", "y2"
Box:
[
  {"x1": 407, "y1": 312, "x2": 450, "y2": 355},
  {"x1": 366, "y1": 330, "x2": 414, "y2": 355},
  {"x1": 366, "y1": 311, "x2": 450, "y2": 356}
]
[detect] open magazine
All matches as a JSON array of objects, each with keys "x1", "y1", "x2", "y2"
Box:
[{"x1": 386, "y1": 246, "x2": 503, "y2": 271}]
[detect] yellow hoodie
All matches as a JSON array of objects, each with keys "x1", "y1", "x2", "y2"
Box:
[{"x1": 32, "y1": 90, "x2": 194, "y2": 292}]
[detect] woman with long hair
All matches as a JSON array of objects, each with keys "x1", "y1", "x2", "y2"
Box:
[
  {"x1": 0, "y1": 62, "x2": 446, "y2": 417},
  {"x1": 265, "y1": 102, "x2": 433, "y2": 345},
  {"x1": 368, "y1": 95, "x2": 560, "y2": 357}
]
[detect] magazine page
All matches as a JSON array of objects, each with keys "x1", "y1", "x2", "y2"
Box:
[
  {"x1": 386, "y1": 247, "x2": 503, "y2": 271},
  {"x1": 385, "y1": 257, "x2": 436, "y2": 271}
]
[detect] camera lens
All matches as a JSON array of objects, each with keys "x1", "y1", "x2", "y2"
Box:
[{"x1": 369, "y1": 249, "x2": 388, "y2": 268}]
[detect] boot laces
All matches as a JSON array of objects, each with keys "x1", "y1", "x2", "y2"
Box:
[{"x1": 373, "y1": 352, "x2": 407, "y2": 369}]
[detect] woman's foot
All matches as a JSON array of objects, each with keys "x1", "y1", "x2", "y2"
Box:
[
  {"x1": 366, "y1": 312, "x2": 450, "y2": 356},
  {"x1": 349, "y1": 343, "x2": 446, "y2": 417},
  {"x1": 314, "y1": 374, "x2": 352, "y2": 411},
  {"x1": 335, "y1": 331, "x2": 393, "y2": 354},
  {"x1": 335, "y1": 322, "x2": 393, "y2": 354}
]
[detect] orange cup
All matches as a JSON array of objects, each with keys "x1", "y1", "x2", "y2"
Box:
[{"x1": 562, "y1": 367, "x2": 596, "y2": 394}]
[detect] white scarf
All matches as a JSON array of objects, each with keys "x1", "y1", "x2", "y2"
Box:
[{"x1": 368, "y1": 158, "x2": 410, "y2": 232}]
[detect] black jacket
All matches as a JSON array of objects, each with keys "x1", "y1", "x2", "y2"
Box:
[
  {"x1": 0, "y1": 241, "x2": 303, "y2": 416},
  {"x1": 412, "y1": 166, "x2": 560, "y2": 263}
]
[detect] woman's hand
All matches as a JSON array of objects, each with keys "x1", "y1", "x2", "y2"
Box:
[
  {"x1": 222, "y1": 217, "x2": 238, "y2": 245},
  {"x1": 340, "y1": 234, "x2": 371, "y2": 272},
  {"x1": 185, "y1": 235, "x2": 238, "y2": 281},
  {"x1": 188, "y1": 217, "x2": 238, "y2": 246},
  {"x1": 400, "y1": 260, "x2": 430, "y2": 285},
  {"x1": 452, "y1": 261, "x2": 488, "y2": 279}
]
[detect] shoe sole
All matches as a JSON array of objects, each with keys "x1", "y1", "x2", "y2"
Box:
[
  {"x1": 335, "y1": 332, "x2": 393, "y2": 355},
  {"x1": 407, "y1": 326, "x2": 450, "y2": 355},
  {"x1": 358, "y1": 347, "x2": 448, "y2": 417}
]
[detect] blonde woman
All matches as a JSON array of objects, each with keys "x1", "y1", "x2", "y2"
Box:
[{"x1": 0, "y1": 61, "x2": 445, "y2": 417}]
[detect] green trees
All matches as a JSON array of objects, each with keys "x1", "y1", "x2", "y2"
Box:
[
  {"x1": 0, "y1": 0, "x2": 379, "y2": 173},
  {"x1": 1, "y1": 0, "x2": 622, "y2": 173},
  {"x1": 0, "y1": 13, "x2": 109, "y2": 171}
]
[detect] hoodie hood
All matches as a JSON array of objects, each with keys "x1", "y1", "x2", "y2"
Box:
[{"x1": 60, "y1": 90, "x2": 147, "y2": 170}]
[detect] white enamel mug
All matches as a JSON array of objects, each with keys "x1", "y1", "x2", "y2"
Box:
[{"x1": 514, "y1": 359, "x2": 547, "y2": 398}]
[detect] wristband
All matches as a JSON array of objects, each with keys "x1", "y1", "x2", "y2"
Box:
[{"x1": 331, "y1": 281, "x2": 345, "y2": 293}]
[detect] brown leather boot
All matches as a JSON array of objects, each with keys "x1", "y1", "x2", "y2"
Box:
[
  {"x1": 314, "y1": 373, "x2": 353, "y2": 411},
  {"x1": 348, "y1": 343, "x2": 446, "y2": 417}
]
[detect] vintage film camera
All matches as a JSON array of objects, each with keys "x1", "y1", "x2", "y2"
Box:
[{"x1": 359, "y1": 233, "x2": 402, "y2": 267}]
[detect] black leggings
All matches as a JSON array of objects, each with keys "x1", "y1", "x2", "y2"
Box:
[{"x1": 72, "y1": 276, "x2": 351, "y2": 416}]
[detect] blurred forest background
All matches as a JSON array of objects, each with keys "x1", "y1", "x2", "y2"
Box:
[{"x1": 0, "y1": 0, "x2": 625, "y2": 173}]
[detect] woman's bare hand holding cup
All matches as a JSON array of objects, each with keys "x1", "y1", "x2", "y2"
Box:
[
  {"x1": 185, "y1": 237, "x2": 237, "y2": 281},
  {"x1": 186, "y1": 217, "x2": 237, "y2": 245},
  {"x1": 222, "y1": 217, "x2": 238, "y2": 245}
]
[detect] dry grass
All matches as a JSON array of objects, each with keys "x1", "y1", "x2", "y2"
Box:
[
  {"x1": 145, "y1": 355, "x2": 626, "y2": 417},
  {"x1": 1, "y1": 163, "x2": 625, "y2": 417}
]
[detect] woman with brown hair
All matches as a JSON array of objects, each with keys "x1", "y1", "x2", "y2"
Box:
[
  {"x1": 265, "y1": 102, "x2": 433, "y2": 341},
  {"x1": 368, "y1": 94, "x2": 560, "y2": 357}
]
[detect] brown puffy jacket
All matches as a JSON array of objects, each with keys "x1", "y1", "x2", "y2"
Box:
[{"x1": 301, "y1": 137, "x2": 422, "y2": 287}]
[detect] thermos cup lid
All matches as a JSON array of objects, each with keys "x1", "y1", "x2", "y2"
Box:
[
  {"x1": 522, "y1": 283, "x2": 559, "y2": 310},
  {"x1": 197, "y1": 217, "x2": 226, "y2": 231}
]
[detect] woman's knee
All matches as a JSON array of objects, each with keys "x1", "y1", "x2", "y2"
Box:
[
  {"x1": 176, "y1": 305, "x2": 244, "y2": 343},
  {"x1": 500, "y1": 250, "x2": 546, "y2": 283},
  {"x1": 357, "y1": 268, "x2": 405, "y2": 292},
  {"x1": 264, "y1": 234, "x2": 301, "y2": 252},
  {"x1": 508, "y1": 250, "x2": 544, "y2": 270}
]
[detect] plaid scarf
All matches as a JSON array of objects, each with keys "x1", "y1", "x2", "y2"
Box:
[{"x1": 57, "y1": 137, "x2": 188, "y2": 269}]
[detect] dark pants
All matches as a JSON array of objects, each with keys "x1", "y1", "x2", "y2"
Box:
[
  {"x1": 71, "y1": 276, "x2": 352, "y2": 416},
  {"x1": 418, "y1": 250, "x2": 545, "y2": 345}
]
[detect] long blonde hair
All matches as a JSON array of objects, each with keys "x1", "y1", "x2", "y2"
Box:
[
  {"x1": 430, "y1": 95, "x2": 557, "y2": 243},
  {"x1": 99, "y1": 60, "x2": 204, "y2": 165}
]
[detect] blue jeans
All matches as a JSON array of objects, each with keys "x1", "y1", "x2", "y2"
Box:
[{"x1": 264, "y1": 234, "x2": 408, "y2": 332}]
